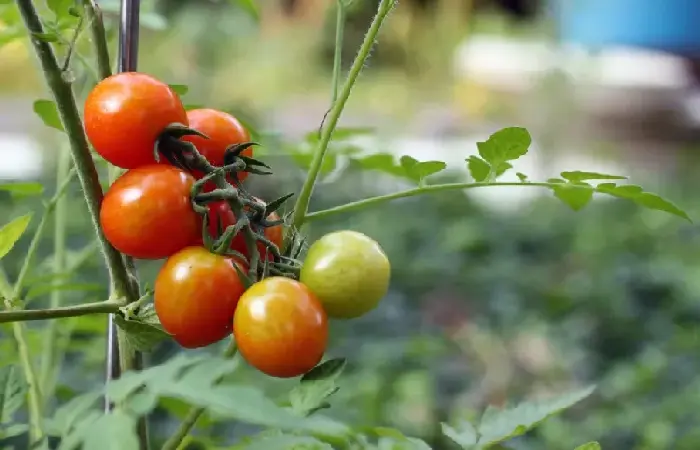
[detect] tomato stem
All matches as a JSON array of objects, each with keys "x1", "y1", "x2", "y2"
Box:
[
  {"x1": 84, "y1": 0, "x2": 113, "y2": 79},
  {"x1": 330, "y1": 0, "x2": 346, "y2": 104},
  {"x1": 290, "y1": 0, "x2": 397, "y2": 233},
  {"x1": 0, "y1": 300, "x2": 121, "y2": 323}
]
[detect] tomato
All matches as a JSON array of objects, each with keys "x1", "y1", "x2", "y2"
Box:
[
  {"x1": 84, "y1": 72, "x2": 188, "y2": 169},
  {"x1": 154, "y1": 246, "x2": 247, "y2": 348},
  {"x1": 233, "y1": 277, "x2": 328, "y2": 378},
  {"x1": 300, "y1": 230, "x2": 390, "y2": 319},
  {"x1": 100, "y1": 165, "x2": 201, "y2": 259},
  {"x1": 198, "y1": 200, "x2": 283, "y2": 260},
  {"x1": 181, "y1": 109, "x2": 252, "y2": 186}
]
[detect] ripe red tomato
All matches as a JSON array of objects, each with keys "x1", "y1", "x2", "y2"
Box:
[
  {"x1": 84, "y1": 72, "x2": 188, "y2": 169},
  {"x1": 155, "y1": 246, "x2": 247, "y2": 348},
  {"x1": 182, "y1": 109, "x2": 252, "y2": 186},
  {"x1": 100, "y1": 165, "x2": 201, "y2": 259},
  {"x1": 233, "y1": 277, "x2": 328, "y2": 378},
  {"x1": 198, "y1": 200, "x2": 283, "y2": 261},
  {"x1": 300, "y1": 230, "x2": 390, "y2": 319}
]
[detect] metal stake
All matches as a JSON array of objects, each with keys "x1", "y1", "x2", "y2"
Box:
[{"x1": 105, "y1": 0, "x2": 141, "y2": 410}]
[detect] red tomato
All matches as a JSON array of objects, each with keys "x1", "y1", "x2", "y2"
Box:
[
  {"x1": 84, "y1": 72, "x2": 188, "y2": 169},
  {"x1": 181, "y1": 109, "x2": 253, "y2": 187},
  {"x1": 100, "y1": 165, "x2": 201, "y2": 259},
  {"x1": 233, "y1": 277, "x2": 328, "y2": 378},
  {"x1": 197, "y1": 200, "x2": 283, "y2": 261},
  {"x1": 155, "y1": 246, "x2": 247, "y2": 348}
]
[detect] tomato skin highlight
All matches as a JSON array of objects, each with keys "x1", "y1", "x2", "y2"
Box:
[
  {"x1": 155, "y1": 247, "x2": 247, "y2": 348},
  {"x1": 84, "y1": 72, "x2": 188, "y2": 169},
  {"x1": 300, "y1": 230, "x2": 390, "y2": 319},
  {"x1": 100, "y1": 165, "x2": 201, "y2": 259},
  {"x1": 197, "y1": 200, "x2": 283, "y2": 260},
  {"x1": 233, "y1": 277, "x2": 328, "y2": 378},
  {"x1": 182, "y1": 109, "x2": 252, "y2": 186}
]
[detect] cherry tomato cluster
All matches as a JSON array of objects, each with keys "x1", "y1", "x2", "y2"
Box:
[{"x1": 85, "y1": 72, "x2": 391, "y2": 379}]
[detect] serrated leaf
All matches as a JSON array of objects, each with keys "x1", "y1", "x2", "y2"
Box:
[
  {"x1": 290, "y1": 359, "x2": 346, "y2": 417},
  {"x1": 52, "y1": 390, "x2": 102, "y2": 434},
  {"x1": 594, "y1": 183, "x2": 691, "y2": 221},
  {"x1": 475, "y1": 127, "x2": 531, "y2": 180},
  {"x1": 113, "y1": 306, "x2": 170, "y2": 353},
  {"x1": 168, "y1": 84, "x2": 188, "y2": 96},
  {"x1": 122, "y1": 388, "x2": 158, "y2": 416},
  {"x1": 560, "y1": 171, "x2": 627, "y2": 182},
  {"x1": 0, "y1": 214, "x2": 32, "y2": 261},
  {"x1": 33, "y1": 100, "x2": 64, "y2": 132},
  {"x1": 467, "y1": 156, "x2": 490, "y2": 182},
  {"x1": 355, "y1": 153, "x2": 405, "y2": 178},
  {"x1": 574, "y1": 443, "x2": 601, "y2": 450},
  {"x1": 441, "y1": 420, "x2": 478, "y2": 448},
  {"x1": 81, "y1": 411, "x2": 139, "y2": 450},
  {"x1": 32, "y1": 31, "x2": 59, "y2": 42},
  {"x1": 56, "y1": 410, "x2": 101, "y2": 450},
  {"x1": 0, "y1": 182, "x2": 44, "y2": 198},
  {"x1": 477, "y1": 385, "x2": 596, "y2": 447},
  {"x1": 516, "y1": 172, "x2": 528, "y2": 182},
  {"x1": 551, "y1": 183, "x2": 593, "y2": 211},
  {"x1": 371, "y1": 428, "x2": 432, "y2": 449},
  {"x1": 400, "y1": 155, "x2": 446, "y2": 185},
  {"x1": 0, "y1": 366, "x2": 27, "y2": 424}
]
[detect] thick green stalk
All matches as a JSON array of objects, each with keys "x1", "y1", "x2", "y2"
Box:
[
  {"x1": 291, "y1": 0, "x2": 396, "y2": 230},
  {"x1": 84, "y1": 0, "x2": 112, "y2": 79},
  {"x1": 0, "y1": 300, "x2": 120, "y2": 323},
  {"x1": 330, "y1": 1, "x2": 345, "y2": 104},
  {"x1": 38, "y1": 147, "x2": 71, "y2": 406},
  {"x1": 161, "y1": 341, "x2": 239, "y2": 450},
  {"x1": 304, "y1": 182, "x2": 570, "y2": 222}
]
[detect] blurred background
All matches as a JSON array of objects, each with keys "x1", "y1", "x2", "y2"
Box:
[{"x1": 2, "y1": 0, "x2": 700, "y2": 448}]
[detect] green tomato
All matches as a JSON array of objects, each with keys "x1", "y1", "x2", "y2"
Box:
[{"x1": 300, "y1": 230, "x2": 390, "y2": 319}]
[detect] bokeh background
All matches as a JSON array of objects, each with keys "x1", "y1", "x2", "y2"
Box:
[{"x1": 3, "y1": 0, "x2": 700, "y2": 448}]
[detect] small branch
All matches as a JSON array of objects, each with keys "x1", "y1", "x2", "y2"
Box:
[
  {"x1": 0, "y1": 300, "x2": 120, "y2": 323},
  {"x1": 303, "y1": 182, "x2": 559, "y2": 222},
  {"x1": 161, "y1": 341, "x2": 238, "y2": 450},
  {"x1": 61, "y1": 14, "x2": 85, "y2": 72},
  {"x1": 83, "y1": 0, "x2": 112, "y2": 79},
  {"x1": 330, "y1": 0, "x2": 345, "y2": 104},
  {"x1": 291, "y1": 0, "x2": 396, "y2": 231}
]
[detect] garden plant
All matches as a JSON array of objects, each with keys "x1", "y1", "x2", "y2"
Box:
[{"x1": 0, "y1": 0, "x2": 691, "y2": 449}]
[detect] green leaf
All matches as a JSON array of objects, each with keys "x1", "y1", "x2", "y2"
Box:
[
  {"x1": 0, "y1": 182, "x2": 43, "y2": 198},
  {"x1": 467, "y1": 156, "x2": 490, "y2": 182},
  {"x1": 46, "y1": 0, "x2": 73, "y2": 18},
  {"x1": 370, "y1": 428, "x2": 432, "y2": 449},
  {"x1": 291, "y1": 148, "x2": 337, "y2": 176},
  {"x1": 400, "y1": 156, "x2": 446, "y2": 185},
  {"x1": 560, "y1": 171, "x2": 627, "y2": 182},
  {"x1": 0, "y1": 366, "x2": 26, "y2": 424},
  {"x1": 31, "y1": 31, "x2": 60, "y2": 42},
  {"x1": 81, "y1": 410, "x2": 139, "y2": 450},
  {"x1": 33, "y1": 99, "x2": 64, "y2": 131},
  {"x1": 231, "y1": 433, "x2": 333, "y2": 450},
  {"x1": 552, "y1": 183, "x2": 593, "y2": 211},
  {"x1": 51, "y1": 390, "x2": 102, "y2": 435},
  {"x1": 113, "y1": 304, "x2": 170, "y2": 352},
  {"x1": 0, "y1": 214, "x2": 32, "y2": 261},
  {"x1": 476, "y1": 385, "x2": 596, "y2": 448},
  {"x1": 184, "y1": 103, "x2": 205, "y2": 111},
  {"x1": 290, "y1": 358, "x2": 346, "y2": 417},
  {"x1": 594, "y1": 183, "x2": 690, "y2": 221},
  {"x1": 574, "y1": 443, "x2": 601, "y2": 450},
  {"x1": 168, "y1": 84, "x2": 188, "y2": 96},
  {"x1": 475, "y1": 127, "x2": 531, "y2": 179},
  {"x1": 516, "y1": 172, "x2": 528, "y2": 182},
  {"x1": 441, "y1": 420, "x2": 478, "y2": 448},
  {"x1": 230, "y1": 0, "x2": 260, "y2": 21}
]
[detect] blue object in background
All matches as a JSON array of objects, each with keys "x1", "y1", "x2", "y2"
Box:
[{"x1": 552, "y1": 0, "x2": 700, "y2": 55}]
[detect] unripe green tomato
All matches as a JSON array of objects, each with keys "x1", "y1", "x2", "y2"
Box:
[{"x1": 300, "y1": 230, "x2": 390, "y2": 319}]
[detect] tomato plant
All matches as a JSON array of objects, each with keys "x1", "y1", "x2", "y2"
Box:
[
  {"x1": 84, "y1": 72, "x2": 188, "y2": 169},
  {"x1": 182, "y1": 108, "x2": 253, "y2": 186},
  {"x1": 233, "y1": 277, "x2": 328, "y2": 378},
  {"x1": 100, "y1": 164, "x2": 201, "y2": 259},
  {"x1": 154, "y1": 246, "x2": 247, "y2": 348},
  {"x1": 300, "y1": 230, "x2": 390, "y2": 319}
]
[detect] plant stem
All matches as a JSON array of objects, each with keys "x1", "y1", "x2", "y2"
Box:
[
  {"x1": 38, "y1": 147, "x2": 71, "y2": 408},
  {"x1": 330, "y1": 0, "x2": 345, "y2": 104},
  {"x1": 84, "y1": 0, "x2": 112, "y2": 79},
  {"x1": 291, "y1": 0, "x2": 396, "y2": 230},
  {"x1": 161, "y1": 341, "x2": 239, "y2": 450},
  {"x1": 0, "y1": 300, "x2": 120, "y2": 323},
  {"x1": 15, "y1": 0, "x2": 134, "y2": 301},
  {"x1": 304, "y1": 182, "x2": 563, "y2": 221}
]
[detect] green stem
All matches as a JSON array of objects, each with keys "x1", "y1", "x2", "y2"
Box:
[
  {"x1": 83, "y1": 0, "x2": 112, "y2": 79},
  {"x1": 0, "y1": 269, "x2": 44, "y2": 445},
  {"x1": 15, "y1": 0, "x2": 134, "y2": 301},
  {"x1": 39, "y1": 146, "x2": 71, "y2": 409},
  {"x1": 160, "y1": 341, "x2": 239, "y2": 450},
  {"x1": 330, "y1": 1, "x2": 345, "y2": 104},
  {"x1": 304, "y1": 182, "x2": 560, "y2": 221},
  {"x1": 0, "y1": 300, "x2": 120, "y2": 323},
  {"x1": 291, "y1": 0, "x2": 396, "y2": 230}
]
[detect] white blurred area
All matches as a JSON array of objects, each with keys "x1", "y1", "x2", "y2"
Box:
[{"x1": 0, "y1": 132, "x2": 43, "y2": 181}]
